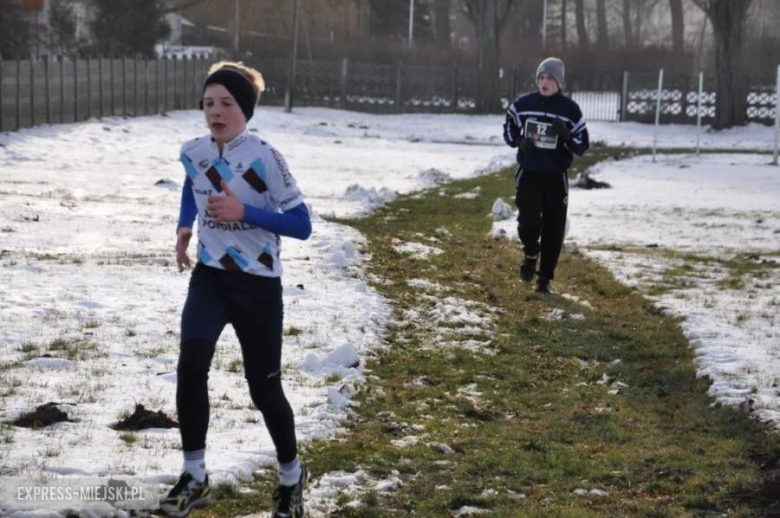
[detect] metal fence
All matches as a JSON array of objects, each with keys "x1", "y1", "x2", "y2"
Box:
[
  {"x1": 1, "y1": 56, "x2": 776, "y2": 132},
  {"x1": 238, "y1": 60, "x2": 780, "y2": 125},
  {"x1": 253, "y1": 59, "x2": 486, "y2": 114},
  {"x1": 0, "y1": 56, "x2": 213, "y2": 132}
]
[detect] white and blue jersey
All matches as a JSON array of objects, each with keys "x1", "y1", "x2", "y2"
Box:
[{"x1": 178, "y1": 130, "x2": 305, "y2": 277}]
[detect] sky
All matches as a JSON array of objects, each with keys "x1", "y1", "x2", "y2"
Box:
[{"x1": 0, "y1": 107, "x2": 777, "y2": 516}]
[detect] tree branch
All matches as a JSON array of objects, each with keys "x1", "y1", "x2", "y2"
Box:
[
  {"x1": 160, "y1": 0, "x2": 209, "y2": 15},
  {"x1": 460, "y1": 0, "x2": 478, "y2": 25},
  {"x1": 497, "y1": 0, "x2": 515, "y2": 35}
]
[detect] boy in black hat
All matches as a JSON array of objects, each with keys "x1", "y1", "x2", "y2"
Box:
[
  {"x1": 503, "y1": 57, "x2": 589, "y2": 294},
  {"x1": 161, "y1": 61, "x2": 310, "y2": 518}
]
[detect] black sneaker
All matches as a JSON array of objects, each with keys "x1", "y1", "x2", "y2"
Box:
[
  {"x1": 519, "y1": 255, "x2": 538, "y2": 283},
  {"x1": 535, "y1": 276, "x2": 552, "y2": 295},
  {"x1": 159, "y1": 472, "x2": 211, "y2": 517},
  {"x1": 272, "y1": 463, "x2": 308, "y2": 518}
]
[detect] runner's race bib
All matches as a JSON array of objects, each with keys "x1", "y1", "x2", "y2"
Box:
[{"x1": 524, "y1": 119, "x2": 558, "y2": 150}]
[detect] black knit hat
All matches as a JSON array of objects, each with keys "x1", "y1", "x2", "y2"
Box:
[{"x1": 200, "y1": 68, "x2": 257, "y2": 121}]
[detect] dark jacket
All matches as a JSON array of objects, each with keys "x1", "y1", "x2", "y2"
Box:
[{"x1": 503, "y1": 90, "x2": 589, "y2": 173}]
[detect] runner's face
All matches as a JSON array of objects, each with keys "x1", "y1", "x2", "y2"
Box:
[
  {"x1": 537, "y1": 73, "x2": 559, "y2": 96},
  {"x1": 202, "y1": 84, "x2": 247, "y2": 145}
]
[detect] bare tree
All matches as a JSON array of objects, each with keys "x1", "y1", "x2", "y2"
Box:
[
  {"x1": 90, "y1": 0, "x2": 172, "y2": 57},
  {"x1": 596, "y1": 0, "x2": 609, "y2": 48},
  {"x1": 669, "y1": 0, "x2": 684, "y2": 52},
  {"x1": 692, "y1": 0, "x2": 753, "y2": 128},
  {"x1": 434, "y1": 0, "x2": 452, "y2": 47},
  {"x1": 161, "y1": 0, "x2": 209, "y2": 14},
  {"x1": 574, "y1": 0, "x2": 588, "y2": 49},
  {"x1": 511, "y1": 0, "x2": 544, "y2": 51},
  {"x1": 622, "y1": 0, "x2": 632, "y2": 46},
  {"x1": 560, "y1": 0, "x2": 567, "y2": 49},
  {"x1": 633, "y1": 0, "x2": 654, "y2": 46},
  {"x1": 461, "y1": 0, "x2": 515, "y2": 112},
  {"x1": 48, "y1": 0, "x2": 78, "y2": 56},
  {"x1": 0, "y1": 0, "x2": 32, "y2": 58}
]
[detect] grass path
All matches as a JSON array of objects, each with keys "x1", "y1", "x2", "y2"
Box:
[{"x1": 203, "y1": 147, "x2": 780, "y2": 517}]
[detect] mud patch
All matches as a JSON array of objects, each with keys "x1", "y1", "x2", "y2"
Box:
[
  {"x1": 12, "y1": 403, "x2": 73, "y2": 428},
  {"x1": 112, "y1": 404, "x2": 178, "y2": 430},
  {"x1": 573, "y1": 171, "x2": 611, "y2": 189},
  {"x1": 726, "y1": 448, "x2": 780, "y2": 515}
]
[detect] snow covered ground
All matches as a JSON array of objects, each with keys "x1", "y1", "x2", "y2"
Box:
[
  {"x1": 0, "y1": 106, "x2": 777, "y2": 515},
  {"x1": 491, "y1": 153, "x2": 780, "y2": 426}
]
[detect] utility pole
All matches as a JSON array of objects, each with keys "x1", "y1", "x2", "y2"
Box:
[
  {"x1": 285, "y1": 0, "x2": 301, "y2": 113},
  {"x1": 408, "y1": 0, "x2": 415, "y2": 48}
]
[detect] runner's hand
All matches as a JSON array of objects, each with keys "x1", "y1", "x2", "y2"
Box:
[
  {"x1": 519, "y1": 137, "x2": 535, "y2": 154},
  {"x1": 207, "y1": 181, "x2": 245, "y2": 222},
  {"x1": 176, "y1": 227, "x2": 193, "y2": 273},
  {"x1": 552, "y1": 119, "x2": 571, "y2": 141}
]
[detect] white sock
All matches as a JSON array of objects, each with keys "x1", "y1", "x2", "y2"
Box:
[
  {"x1": 278, "y1": 457, "x2": 301, "y2": 486},
  {"x1": 183, "y1": 450, "x2": 206, "y2": 483}
]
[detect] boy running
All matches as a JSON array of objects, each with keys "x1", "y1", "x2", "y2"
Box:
[
  {"x1": 161, "y1": 61, "x2": 311, "y2": 518},
  {"x1": 503, "y1": 57, "x2": 589, "y2": 294}
]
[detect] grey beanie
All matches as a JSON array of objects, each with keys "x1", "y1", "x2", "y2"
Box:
[{"x1": 536, "y1": 57, "x2": 565, "y2": 87}]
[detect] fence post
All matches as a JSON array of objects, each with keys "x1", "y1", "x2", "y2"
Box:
[
  {"x1": 182, "y1": 56, "x2": 188, "y2": 110},
  {"x1": 191, "y1": 56, "x2": 196, "y2": 108},
  {"x1": 173, "y1": 56, "x2": 178, "y2": 110},
  {"x1": 122, "y1": 57, "x2": 127, "y2": 117},
  {"x1": 192, "y1": 56, "x2": 197, "y2": 109},
  {"x1": 190, "y1": 56, "x2": 196, "y2": 109},
  {"x1": 653, "y1": 68, "x2": 664, "y2": 163},
  {"x1": 340, "y1": 57, "x2": 348, "y2": 110},
  {"x1": 164, "y1": 57, "x2": 168, "y2": 112},
  {"x1": 110, "y1": 57, "x2": 115, "y2": 116},
  {"x1": 0, "y1": 55, "x2": 4, "y2": 132},
  {"x1": 15, "y1": 58, "x2": 21, "y2": 130},
  {"x1": 134, "y1": 55, "x2": 139, "y2": 116},
  {"x1": 60, "y1": 56, "x2": 65, "y2": 123},
  {"x1": 189, "y1": 54, "x2": 199, "y2": 109},
  {"x1": 395, "y1": 62, "x2": 402, "y2": 114},
  {"x1": 144, "y1": 58, "x2": 149, "y2": 115},
  {"x1": 773, "y1": 64, "x2": 779, "y2": 166},
  {"x1": 452, "y1": 66, "x2": 459, "y2": 113},
  {"x1": 620, "y1": 71, "x2": 629, "y2": 122},
  {"x1": 98, "y1": 56, "x2": 103, "y2": 118},
  {"x1": 86, "y1": 56, "x2": 92, "y2": 120},
  {"x1": 44, "y1": 56, "x2": 50, "y2": 125},
  {"x1": 29, "y1": 57, "x2": 35, "y2": 127},
  {"x1": 156, "y1": 57, "x2": 161, "y2": 113},
  {"x1": 74, "y1": 57, "x2": 79, "y2": 122}
]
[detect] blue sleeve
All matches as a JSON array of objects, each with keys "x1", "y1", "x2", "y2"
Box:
[
  {"x1": 243, "y1": 202, "x2": 312, "y2": 240},
  {"x1": 177, "y1": 177, "x2": 197, "y2": 230},
  {"x1": 503, "y1": 103, "x2": 521, "y2": 148}
]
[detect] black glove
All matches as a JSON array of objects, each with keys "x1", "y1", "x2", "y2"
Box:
[
  {"x1": 552, "y1": 119, "x2": 571, "y2": 142},
  {"x1": 504, "y1": 114, "x2": 520, "y2": 145},
  {"x1": 519, "y1": 137, "x2": 535, "y2": 154}
]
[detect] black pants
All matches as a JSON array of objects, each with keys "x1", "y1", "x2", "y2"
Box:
[
  {"x1": 177, "y1": 263, "x2": 297, "y2": 463},
  {"x1": 514, "y1": 168, "x2": 569, "y2": 280}
]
